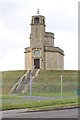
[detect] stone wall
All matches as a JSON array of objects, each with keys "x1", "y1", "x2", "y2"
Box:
[
  {"x1": 44, "y1": 32, "x2": 54, "y2": 47},
  {"x1": 44, "y1": 51, "x2": 64, "y2": 70},
  {"x1": 25, "y1": 52, "x2": 31, "y2": 70}
]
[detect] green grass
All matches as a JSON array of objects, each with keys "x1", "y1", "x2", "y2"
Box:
[
  {"x1": 26, "y1": 70, "x2": 78, "y2": 96},
  {"x1": 1, "y1": 70, "x2": 78, "y2": 96},
  {"x1": 2, "y1": 97, "x2": 78, "y2": 110},
  {"x1": 1, "y1": 70, "x2": 79, "y2": 110},
  {"x1": 1, "y1": 94, "x2": 22, "y2": 99},
  {"x1": 22, "y1": 92, "x2": 75, "y2": 97},
  {"x1": 2, "y1": 70, "x2": 26, "y2": 93}
]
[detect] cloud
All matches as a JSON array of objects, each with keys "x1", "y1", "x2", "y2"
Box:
[
  {"x1": 0, "y1": 49, "x2": 24, "y2": 71},
  {"x1": 55, "y1": 31, "x2": 78, "y2": 70}
]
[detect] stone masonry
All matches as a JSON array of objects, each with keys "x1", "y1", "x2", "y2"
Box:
[{"x1": 24, "y1": 11, "x2": 64, "y2": 70}]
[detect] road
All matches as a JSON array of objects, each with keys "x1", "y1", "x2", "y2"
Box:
[
  {"x1": 23, "y1": 96, "x2": 77, "y2": 101},
  {"x1": 2, "y1": 108, "x2": 78, "y2": 118}
]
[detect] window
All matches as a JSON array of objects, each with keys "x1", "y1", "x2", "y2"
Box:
[
  {"x1": 34, "y1": 17, "x2": 39, "y2": 23},
  {"x1": 34, "y1": 50, "x2": 40, "y2": 56}
]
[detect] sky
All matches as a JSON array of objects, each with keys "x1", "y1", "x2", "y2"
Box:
[{"x1": 0, "y1": 0, "x2": 78, "y2": 71}]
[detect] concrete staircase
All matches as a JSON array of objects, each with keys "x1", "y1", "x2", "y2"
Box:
[
  {"x1": 22, "y1": 69, "x2": 40, "y2": 93},
  {"x1": 10, "y1": 69, "x2": 40, "y2": 94}
]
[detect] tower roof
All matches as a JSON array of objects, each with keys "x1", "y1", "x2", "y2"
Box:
[{"x1": 32, "y1": 9, "x2": 44, "y2": 17}]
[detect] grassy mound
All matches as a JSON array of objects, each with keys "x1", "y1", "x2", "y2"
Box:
[
  {"x1": 1, "y1": 70, "x2": 78, "y2": 96},
  {"x1": 27, "y1": 70, "x2": 78, "y2": 96},
  {"x1": 2, "y1": 70, "x2": 26, "y2": 93}
]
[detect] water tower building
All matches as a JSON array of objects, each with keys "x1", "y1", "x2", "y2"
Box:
[{"x1": 24, "y1": 11, "x2": 64, "y2": 70}]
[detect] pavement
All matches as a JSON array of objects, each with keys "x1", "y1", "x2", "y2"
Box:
[
  {"x1": 23, "y1": 96, "x2": 77, "y2": 100},
  {"x1": 2, "y1": 109, "x2": 28, "y2": 114},
  {"x1": 23, "y1": 96, "x2": 60, "y2": 100},
  {"x1": 2, "y1": 105, "x2": 80, "y2": 114}
]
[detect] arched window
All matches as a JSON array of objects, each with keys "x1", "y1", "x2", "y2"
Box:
[{"x1": 34, "y1": 17, "x2": 39, "y2": 23}]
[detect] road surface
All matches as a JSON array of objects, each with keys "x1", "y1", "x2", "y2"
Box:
[
  {"x1": 22, "y1": 96, "x2": 77, "y2": 101},
  {"x1": 2, "y1": 108, "x2": 78, "y2": 118}
]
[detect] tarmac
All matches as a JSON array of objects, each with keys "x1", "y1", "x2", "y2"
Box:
[{"x1": 1, "y1": 105, "x2": 80, "y2": 114}]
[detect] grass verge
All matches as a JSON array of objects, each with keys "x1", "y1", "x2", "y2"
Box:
[
  {"x1": 2, "y1": 97, "x2": 78, "y2": 111},
  {"x1": 20, "y1": 91, "x2": 75, "y2": 97}
]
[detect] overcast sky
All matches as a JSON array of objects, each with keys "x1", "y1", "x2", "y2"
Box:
[{"x1": 0, "y1": 0, "x2": 78, "y2": 71}]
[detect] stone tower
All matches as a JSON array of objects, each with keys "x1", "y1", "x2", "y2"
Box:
[
  {"x1": 24, "y1": 11, "x2": 64, "y2": 70},
  {"x1": 30, "y1": 14, "x2": 46, "y2": 70}
]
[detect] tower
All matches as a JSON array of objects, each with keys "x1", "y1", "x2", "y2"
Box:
[
  {"x1": 30, "y1": 12, "x2": 46, "y2": 69},
  {"x1": 24, "y1": 11, "x2": 64, "y2": 70}
]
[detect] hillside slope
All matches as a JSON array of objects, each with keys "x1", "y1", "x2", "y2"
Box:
[
  {"x1": 2, "y1": 70, "x2": 26, "y2": 93},
  {"x1": 27, "y1": 70, "x2": 78, "y2": 96},
  {"x1": 2, "y1": 70, "x2": 78, "y2": 96}
]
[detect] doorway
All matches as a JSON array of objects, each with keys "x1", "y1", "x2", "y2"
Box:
[{"x1": 34, "y1": 59, "x2": 40, "y2": 69}]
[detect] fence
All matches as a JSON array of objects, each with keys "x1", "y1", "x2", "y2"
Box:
[{"x1": 28, "y1": 70, "x2": 78, "y2": 98}]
